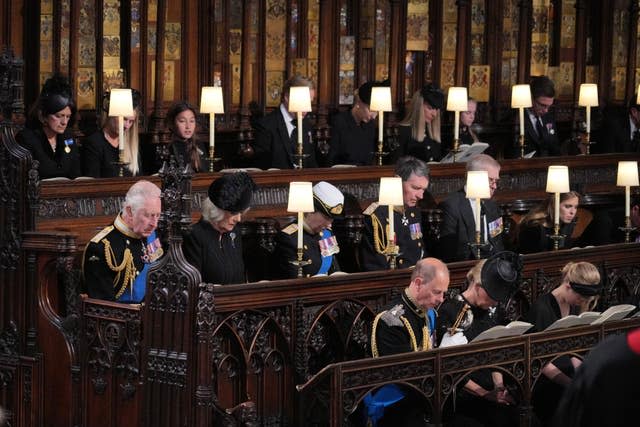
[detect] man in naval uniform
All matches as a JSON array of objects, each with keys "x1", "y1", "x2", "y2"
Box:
[
  {"x1": 364, "y1": 258, "x2": 449, "y2": 426},
  {"x1": 83, "y1": 180, "x2": 163, "y2": 303},
  {"x1": 272, "y1": 181, "x2": 344, "y2": 279},
  {"x1": 360, "y1": 155, "x2": 430, "y2": 271}
]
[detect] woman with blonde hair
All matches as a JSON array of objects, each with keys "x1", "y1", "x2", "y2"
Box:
[
  {"x1": 82, "y1": 89, "x2": 142, "y2": 177},
  {"x1": 526, "y1": 261, "x2": 602, "y2": 426},
  {"x1": 396, "y1": 84, "x2": 444, "y2": 163},
  {"x1": 518, "y1": 190, "x2": 581, "y2": 253}
]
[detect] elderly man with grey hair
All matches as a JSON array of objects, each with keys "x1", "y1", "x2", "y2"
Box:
[
  {"x1": 182, "y1": 172, "x2": 256, "y2": 284},
  {"x1": 438, "y1": 153, "x2": 505, "y2": 262},
  {"x1": 83, "y1": 179, "x2": 163, "y2": 302}
]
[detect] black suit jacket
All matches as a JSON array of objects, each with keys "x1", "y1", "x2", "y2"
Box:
[
  {"x1": 519, "y1": 111, "x2": 561, "y2": 157},
  {"x1": 438, "y1": 190, "x2": 505, "y2": 262},
  {"x1": 600, "y1": 114, "x2": 639, "y2": 153},
  {"x1": 18, "y1": 127, "x2": 81, "y2": 179},
  {"x1": 253, "y1": 107, "x2": 318, "y2": 169}
]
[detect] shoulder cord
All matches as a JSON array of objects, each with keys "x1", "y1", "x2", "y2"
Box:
[
  {"x1": 371, "y1": 213, "x2": 389, "y2": 254},
  {"x1": 371, "y1": 312, "x2": 430, "y2": 358},
  {"x1": 448, "y1": 303, "x2": 471, "y2": 335},
  {"x1": 102, "y1": 238, "x2": 136, "y2": 299}
]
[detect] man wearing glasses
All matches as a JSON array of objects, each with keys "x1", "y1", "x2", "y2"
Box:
[
  {"x1": 521, "y1": 75, "x2": 561, "y2": 157},
  {"x1": 438, "y1": 154, "x2": 505, "y2": 262}
]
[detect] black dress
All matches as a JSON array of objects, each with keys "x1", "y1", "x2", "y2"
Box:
[
  {"x1": 518, "y1": 220, "x2": 577, "y2": 254},
  {"x1": 437, "y1": 294, "x2": 518, "y2": 427},
  {"x1": 169, "y1": 138, "x2": 209, "y2": 173},
  {"x1": 526, "y1": 292, "x2": 579, "y2": 426},
  {"x1": 272, "y1": 222, "x2": 340, "y2": 279},
  {"x1": 327, "y1": 110, "x2": 376, "y2": 165},
  {"x1": 18, "y1": 127, "x2": 81, "y2": 179},
  {"x1": 182, "y1": 218, "x2": 246, "y2": 285},
  {"x1": 82, "y1": 130, "x2": 142, "y2": 177},
  {"x1": 397, "y1": 124, "x2": 442, "y2": 162}
]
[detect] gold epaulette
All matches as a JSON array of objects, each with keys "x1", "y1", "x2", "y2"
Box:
[
  {"x1": 281, "y1": 223, "x2": 298, "y2": 235},
  {"x1": 90, "y1": 225, "x2": 114, "y2": 243},
  {"x1": 363, "y1": 202, "x2": 379, "y2": 216}
]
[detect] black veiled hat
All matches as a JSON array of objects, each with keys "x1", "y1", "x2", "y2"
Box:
[
  {"x1": 39, "y1": 74, "x2": 75, "y2": 115},
  {"x1": 421, "y1": 84, "x2": 445, "y2": 110},
  {"x1": 207, "y1": 172, "x2": 257, "y2": 213},
  {"x1": 480, "y1": 251, "x2": 523, "y2": 304},
  {"x1": 358, "y1": 79, "x2": 390, "y2": 106}
]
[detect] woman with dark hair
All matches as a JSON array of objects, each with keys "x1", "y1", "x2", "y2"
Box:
[
  {"x1": 182, "y1": 172, "x2": 257, "y2": 284},
  {"x1": 396, "y1": 84, "x2": 445, "y2": 163},
  {"x1": 82, "y1": 89, "x2": 143, "y2": 177},
  {"x1": 517, "y1": 191, "x2": 581, "y2": 253},
  {"x1": 165, "y1": 101, "x2": 208, "y2": 172},
  {"x1": 19, "y1": 74, "x2": 81, "y2": 179}
]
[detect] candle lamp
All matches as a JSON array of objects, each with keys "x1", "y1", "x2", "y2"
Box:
[
  {"x1": 370, "y1": 87, "x2": 393, "y2": 166},
  {"x1": 288, "y1": 86, "x2": 312, "y2": 169},
  {"x1": 578, "y1": 83, "x2": 598, "y2": 155},
  {"x1": 108, "y1": 88, "x2": 134, "y2": 176},
  {"x1": 200, "y1": 86, "x2": 225, "y2": 172},
  {"x1": 546, "y1": 165, "x2": 570, "y2": 250},
  {"x1": 378, "y1": 177, "x2": 404, "y2": 269},
  {"x1": 617, "y1": 161, "x2": 639, "y2": 242},
  {"x1": 465, "y1": 170, "x2": 491, "y2": 259},
  {"x1": 511, "y1": 84, "x2": 532, "y2": 159},
  {"x1": 287, "y1": 182, "x2": 314, "y2": 277},
  {"x1": 447, "y1": 87, "x2": 469, "y2": 161}
]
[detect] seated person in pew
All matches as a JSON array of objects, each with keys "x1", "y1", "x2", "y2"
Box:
[
  {"x1": 598, "y1": 96, "x2": 640, "y2": 153},
  {"x1": 82, "y1": 89, "x2": 143, "y2": 178},
  {"x1": 525, "y1": 261, "x2": 601, "y2": 427},
  {"x1": 360, "y1": 155, "x2": 430, "y2": 271},
  {"x1": 554, "y1": 327, "x2": 640, "y2": 427},
  {"x1": 182, "y1": 172, "x2": 256, "y2": 284},
  {"x1": 326, "y1": 80, "x2": 379, "y2": 166},
  {"x1": 272, "y1": 181, "x2": 344, "y2": 279},
  {"x1": 517, "y1": 191, "x2": 582, "y2": 253},
  {"x1": 83, "y1": 180, "x2": 163, "y2": 302},
  {"x1": 165, "y1": 101, "x2": 208, "y2": 173},
  {"x1": 18, "y1": 74, "x2": 81, "y2": 179},
  {"x1": 365, "y1": 258, "x2": 449, "y2": 427},
  {"x1": 437, "y1": 251, "x2": 522, "y2": 427},
  {"x1": 581, "y1": 191, "x2": 640, "y2": 245},
  {"x1": 438, "y1": 154, "x2": 505, "y2": 262}
]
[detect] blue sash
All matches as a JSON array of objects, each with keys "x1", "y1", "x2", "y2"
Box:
[{"x1": 316, "y1": 229, "x2": 333, "y2": 275}]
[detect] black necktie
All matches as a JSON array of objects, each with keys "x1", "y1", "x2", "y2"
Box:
[
  {"x1": 536, "y1": 117, "x2": 546, "y2": 139},
  {"x1": 290, "y1": 120, "x2": 298, "y2": 149}
]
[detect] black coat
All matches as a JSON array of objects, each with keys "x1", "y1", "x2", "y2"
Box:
[
  {"x1": 397, "y1": 124, "x2": 442, "y2": 162},
  {"x1": 169, "y1": 138, "x2": 209, "y2": 173},
  {"x1": 252, "y1": 107, "x2": 318, "y2": 169},
  {"x1": 360, "y1": 204, "x2": 425, "y2": 271},
  {"x1": 82, "y1": 130, "x2": 142, "y2": 177},
  {"x1": 327, "y1": 110, "x2": 376, "y2": 166},
  {"x1": 18, "y1": 127, "x2": 81, "y2": 179},
  {"x1": 438, "y1": 190, "x2": 505, "y2": 262},
  {"x1": 518, "y1": 220, "x2": 577, "y2": 254},
  {"x1": 600, "y1": 114, "x2": 640, "y2": 153},
  {"x1": 182, "y1": 219, "x2": 246, "y2": 285},
  {"x1": 272, "y1": 223, "x2": 340, "y2": 279}
]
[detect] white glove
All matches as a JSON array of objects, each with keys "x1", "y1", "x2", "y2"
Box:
[{"x1": 439, "y1": 331, "x2": 468, "y2": 347}]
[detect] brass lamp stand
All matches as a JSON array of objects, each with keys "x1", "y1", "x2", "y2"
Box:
[{"x1": 289, "y1": 248, "x2": 312, "y2": 278}]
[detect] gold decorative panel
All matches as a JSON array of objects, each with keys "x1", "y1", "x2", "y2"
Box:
[
  {"x1": 374, "y1": 0, "x2": 390, "y2": 81},
  {"x1": 501, "y1": 0, "x2": 519, "y2": 91},
  {"x1": 440, "y1": 0, "x2": 457, "y2": 90}
]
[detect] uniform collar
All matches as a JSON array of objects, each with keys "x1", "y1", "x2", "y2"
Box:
[
  {"x1": 114, "y1": 214, "x2": 142, "y2": 239},
  {"x1": 402, "y1": 288, "x2": 426, "y2": 318}
]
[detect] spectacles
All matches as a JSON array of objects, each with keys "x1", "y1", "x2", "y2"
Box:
[{"x1": 489, "y1": 178, "x2": 500, "y2": 186}]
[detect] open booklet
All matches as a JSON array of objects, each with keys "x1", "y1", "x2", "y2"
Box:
[
  {"x1": 471, "y1": 321, "x2": 533, "y2": 342},
  {"x1": 545, "y1": 304, "x2": 637, "y2": 330},
  {"x1": 590, "y1": 304, "x2": 637, "y2": 325},
  {"x1": 439, "y1": 142, "x2": 489, "y2": 163}
]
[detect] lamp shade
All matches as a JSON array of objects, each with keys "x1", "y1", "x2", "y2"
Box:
[
  {"x1": 288, "y1": 86, "x2": 312, "y2": 112},
  {"x1": 465, "y1": 171, "x2": 491, "y2": 199},
  {"x1": 578, "y1": 83, "x2": 598, "y2": 107},
  {"x1": 287, "y1": 181, "x2": 314, "y2": 212},
  {"x1": 511, "y1": 84, "x2": 533, "y2": 108},
  {"x1": 108, "y1": 88, "x2": 134, "y2": 117},
  {"x1": 369, "y1": 86, "x2": 393, "y2": 112},
  {"x1": 200, "y1": 86, "x2": 225, "y2": 114},
  {"x1": 378, "y1": 177, "x2": 404, "y2": 206},
  {"x1": 617, "y1": 161, "x2": 639, "y2": 187},
  {"x1": 446, "y1": 87, "x2": 468, "y2": 111},
  {"x1": 546, "y1": 166, "x2": 570, "y2": 193}
]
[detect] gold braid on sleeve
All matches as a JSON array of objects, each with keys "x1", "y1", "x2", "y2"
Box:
[
  {"x1": 102, "y1": 238, "x2": 136, "y2": 299},
  {"x1": 371, "y1": 313, "x2": 429, "y2": 356},
  {"x1": 371, "y1": 213, "x2": 389, "y2": 255}
]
